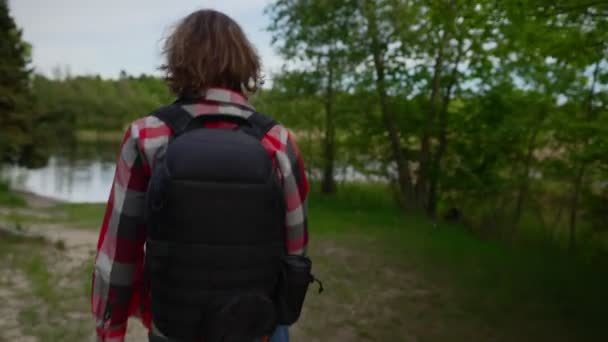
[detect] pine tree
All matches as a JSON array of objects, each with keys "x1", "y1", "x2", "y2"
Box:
[{"x1": 0, "y1": 0, "x2": 34, "y2": 165}]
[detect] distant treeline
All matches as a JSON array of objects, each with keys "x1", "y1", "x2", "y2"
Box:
[{"x1": 33, "y1": 72, "x2": 173, "y2": 133}]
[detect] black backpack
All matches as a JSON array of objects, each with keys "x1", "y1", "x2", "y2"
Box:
[{"x1": 143, "y1": 101, "x2": 319, "y2": 342}]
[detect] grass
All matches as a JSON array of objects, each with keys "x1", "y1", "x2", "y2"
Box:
[
  {"x1": 308, "y1": 182, "x2": 608, "y2": 341},
  {"x1": 0, "y1": 234, "x2": 91, "y2": 341},
  {"x1": 0, "y1": 202, "x2": 105, "y2": 229},
  {"x1": 0, "y1": 182, "x2": 26, "y2": 207},
  {"x1": 54, "y1": 203, "x2": 106, "y2": 228}
]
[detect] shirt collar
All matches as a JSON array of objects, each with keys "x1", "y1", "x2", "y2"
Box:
[{"x1": 202, "y1": 88, "x2": 254, "y2": 110}]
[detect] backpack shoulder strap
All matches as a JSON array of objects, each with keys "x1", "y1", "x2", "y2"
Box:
[
  {"x1": 245, "y1": 112, "x2": 278, "y2": 140},
  {"x1": 151, "y1": 103, "x2": 193, "y2": 137},
  {"x1": 152, "y1": 103, "x2": 277, "y2": 140}
]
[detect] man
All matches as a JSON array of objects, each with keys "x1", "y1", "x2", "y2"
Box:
[{"x1": 92, "y1": 9, "x2": 310, "y2": 342}]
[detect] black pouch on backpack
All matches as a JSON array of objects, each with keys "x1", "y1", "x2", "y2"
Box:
[
  {"x1": 275, "y1": 255, "x2": 322, "y2": 325},
  {"x1": 204, "y1": 292, "x2": 277, "y2": 342}
]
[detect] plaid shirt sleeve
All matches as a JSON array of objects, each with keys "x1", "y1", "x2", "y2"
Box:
[
  {"x1": 264, "y1": 126, "x2": 310, "y2": 255},
  {"x1": 92, "y1": 123, "x2": 150, "y2": 342}
]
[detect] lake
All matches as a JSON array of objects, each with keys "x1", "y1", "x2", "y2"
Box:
[
  {"x1": 3, "y1": 156, "x2": 116, "y2": 203},
  {"x1": 1, "y1": 142, "x2": 380, "y2": 203},
  {"x1": 1, "y1": 141, "x2": 119, "y2": 203}
]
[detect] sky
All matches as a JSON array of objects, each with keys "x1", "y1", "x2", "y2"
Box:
[{"x1": 8, "y1": 0, "x2": 283, "y2": 79}]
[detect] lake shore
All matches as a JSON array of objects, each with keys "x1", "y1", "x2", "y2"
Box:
[{"x1": 16, "y1": 190, "x2": 63, "y2": 207}]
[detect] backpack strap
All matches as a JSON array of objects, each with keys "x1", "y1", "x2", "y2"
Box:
[
  {"x1": 151, "y1": 103, "x2": 277, "y2": 140},
  {"x1": 244, "y1": 112, "x2": 277, "y2": 140},
  {"x1": 151, "y1": 103, "x2": 193, "y2": 137}
]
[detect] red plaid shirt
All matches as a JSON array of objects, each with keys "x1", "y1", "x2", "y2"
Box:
[{"x1": 92, "y1": 88, "x2": 309, "y2": 342}]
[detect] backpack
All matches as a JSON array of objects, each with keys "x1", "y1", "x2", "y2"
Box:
[{"x1": 144, "y1": 100, "x2": 286, "y2": 341}]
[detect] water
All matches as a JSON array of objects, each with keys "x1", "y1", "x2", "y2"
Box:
[
  {"x1": 3, "y1": 156, "x2": 116, "y2": 203},
  {"x1": 4, "y1": 161, "x2": 381, "y2": 204},
  {"x1": 1, "y1": 139, "x2": 382, "y2": 203}
]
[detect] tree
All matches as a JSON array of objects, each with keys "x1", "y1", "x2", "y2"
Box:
[
  {"x1": 0, "y1": 0, "x2": 35, "y2": 165},
  {"x1": 267, "y1": 0, "x2": 359, "y2": 194},
  {"x1": 262, "y1": 0, "x2": 608, "y2": 248},
  {"x1": 355, "y1": 0, "x2": 417, "y2": 209},
  {"x1": 353, "y1": 0, "x2": 501, "y2": 214},
  {"x1": 504, "y1": 0, "x2": 608, "y2": 248}
]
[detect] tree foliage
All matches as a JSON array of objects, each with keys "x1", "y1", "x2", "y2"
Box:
[
  {"x1": 264, "y1": 0, "x2": 608, "y2": 247},
  {"x1": 0, "y1": 0, "x2": 37, "y2": 166},
  {"x1": 32, "y1": 72, "x2": 172, "y2": 134}
]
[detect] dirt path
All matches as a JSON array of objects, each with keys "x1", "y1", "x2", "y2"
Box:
[
  {"x1": 0, "y1": 193, "x2": 470, "y2": 342},
  {"x1": 4, "y1": 220, "x2": 418, "y2": 342},
  {"x1": 0, "y1": 268, "x2": 36, "y2": 342},
  {"x1": 0, "y1": 193, "x2": 149, "y2": 341},
  {"x1": 0, "y1": 195, "x2": 449, "y2": 342},
  {"x1": 24, "y1": 224, "x2": 150, "y2": 341}
]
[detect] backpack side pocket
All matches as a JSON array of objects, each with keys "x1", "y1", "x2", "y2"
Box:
[{"x1": 275, "y1": 255, "x2": 320, "y2": 325}]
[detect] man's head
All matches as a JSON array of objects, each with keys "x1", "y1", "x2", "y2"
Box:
[{"x1": 162, "y1": 9, "x2": 261, "y2": 97}]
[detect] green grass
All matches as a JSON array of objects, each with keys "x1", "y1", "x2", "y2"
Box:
[
  {"x1": 0, "y1": 202, "x2": 105, "y2": 229},
  {"x1": 0, "y1": 233, "x2": 91, "y2": 341},
  {"x1": 54, "y1": 203, "x2": 106, "y2": 228},
  {"x1": 0, "y1": 182, "x2": 26, "y2": 207},
  {"x1": 0, "y1": 234, "x2": 58, "y2": 306},
  {"x1": 308, "y1": 182, "x2": 608, "y2": 341}
]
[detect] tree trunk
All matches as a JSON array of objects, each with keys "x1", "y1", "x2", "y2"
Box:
[
  {"x1": 568, "y1": 163, "x2": 586, "y2": 251},
  {"x1": 363, "y1": 1, "x2": 415, "y2": 209},
  {"x1": 427, "y1": 92, "x2": 449, "y2": 218},
  {"x1": 513, "y1": 127, "x2": 541, "y2": 227},
  {"x1": 427, "y1": 38, "x2": 463, "y2": 217},
  {"x1": 417, "y1": 44, "x2": 444, "y2": 211},
  {"x1": 321, "y1": 62, "x2": 337, "y2": 194},
  {"x1": 567, "y1": 61, "x2": 600, "y2": 251},
  {"x1": 305, "y1": 128, "x2": 313, "y2": 176}
]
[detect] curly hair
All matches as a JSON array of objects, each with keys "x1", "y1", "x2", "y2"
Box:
[{"x1": 161, "y1": 9, "x2": 261, "y2": 96}]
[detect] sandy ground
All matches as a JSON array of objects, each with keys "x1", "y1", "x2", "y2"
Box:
[
  {"x1": 27, "y1": 225, "x2": 150, "y2": 341},
  {"x1": 0, "y1": 231, "x2": 150, "y2": 342},
  {"x1": 0, "y1": 193, "x2": 150, "y2": 342}
]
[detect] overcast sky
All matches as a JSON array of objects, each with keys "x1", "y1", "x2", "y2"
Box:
[{"x1": 9, "y1": 0, "x2": 283, "y2": 78}]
